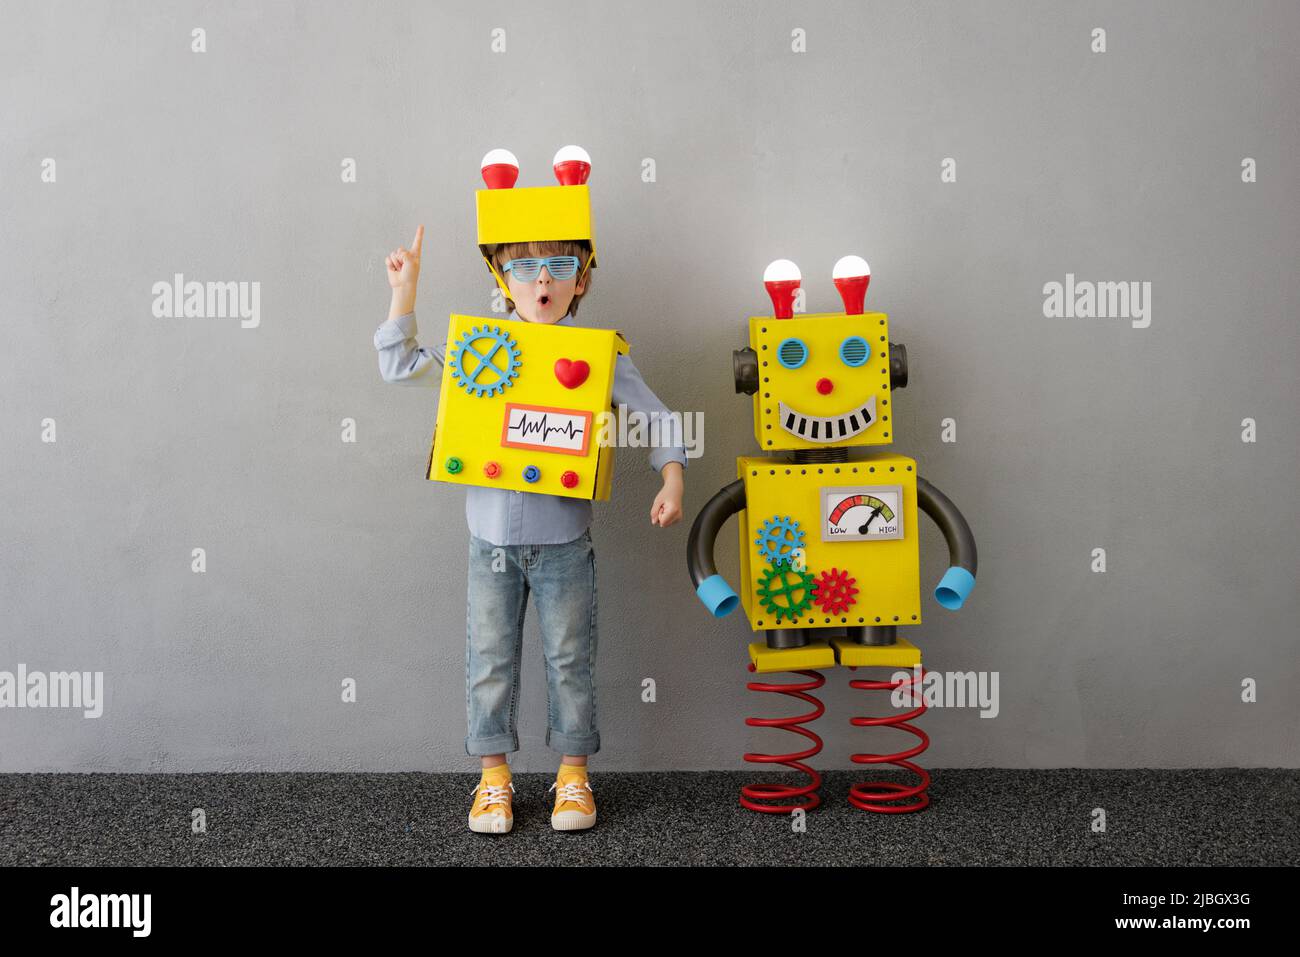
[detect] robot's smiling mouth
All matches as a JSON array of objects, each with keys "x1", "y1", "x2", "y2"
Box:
[{"x1": 778, "y1": 396, "x2": 877, "y2": 442}]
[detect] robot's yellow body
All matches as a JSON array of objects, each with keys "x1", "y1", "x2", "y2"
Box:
[
  {"x1": 688, "y1": 265, "x2": 976, "y2": 676},
  {"x1": 734, "y1": 311, "x2": 923, "y2": 673}
]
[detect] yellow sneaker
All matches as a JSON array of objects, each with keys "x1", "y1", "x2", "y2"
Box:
[
  {"x1": 468, "y1": 773, "x2": 514, "y2": 834},
  {"x1": 549, "y1": 768, "x2": 596, "y2": 831}
]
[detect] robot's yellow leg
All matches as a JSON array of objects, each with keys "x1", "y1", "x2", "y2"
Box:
[
  {"x1": 747, "y1": 641, "x2": 837, "y2": 674},
  {"x1": 831, "y1": 635, "x2": 922, "y2": 669}
]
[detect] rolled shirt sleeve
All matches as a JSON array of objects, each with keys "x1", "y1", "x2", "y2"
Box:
[
  {"x1": 611, "y1": 352, "x2": 688, "y2": 473},
  {"x1": 374, "y1": 311, "x2": 447, "y2": 384}
]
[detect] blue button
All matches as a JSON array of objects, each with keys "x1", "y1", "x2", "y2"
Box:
[{"x1": 523, "y1": 465, "x2": 541, "y2": 483}]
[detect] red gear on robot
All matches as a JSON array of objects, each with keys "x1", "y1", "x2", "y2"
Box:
[{"x1": 812, "y1": 567, "x2": 858, "y2": 615}]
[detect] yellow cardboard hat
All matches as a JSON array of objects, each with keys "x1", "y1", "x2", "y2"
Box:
[{"x1": 476, "y1": 146, "x2": 597, "y2": 299}]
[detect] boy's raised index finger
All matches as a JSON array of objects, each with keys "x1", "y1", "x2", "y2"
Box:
[{"x1": 411, "y1": 224, "x2": 424, "y2": 255}]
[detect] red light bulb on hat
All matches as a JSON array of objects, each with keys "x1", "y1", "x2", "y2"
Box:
[
  {"x1": 833, "y1": 255, "x2": 870, "y2": 315},
  {"x1": 481, "y1": 148, "x2": 519, "y2": 189},
  {"x1": 553, "y1": 145, "x2": 591, "y2": 185},
  {"x1": 764, "y1": 259, "x2": 802, "y2": 320}
]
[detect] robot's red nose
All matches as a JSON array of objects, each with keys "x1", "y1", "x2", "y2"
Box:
[{"x1": 816, "y1": 377, "x2": 834, "y2": 395}]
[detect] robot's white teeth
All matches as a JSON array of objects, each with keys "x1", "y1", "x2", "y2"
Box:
[{"x1": 778, "y1": 397, "x2": 877, "y2": 443}]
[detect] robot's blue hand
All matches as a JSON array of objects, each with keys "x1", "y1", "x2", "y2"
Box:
[
  {"x1": 696, "y1": 574, "x2": 740, "y2": 617},
  {"x1": 934, "y1": 566, "x2": 976, "y2": 610}
]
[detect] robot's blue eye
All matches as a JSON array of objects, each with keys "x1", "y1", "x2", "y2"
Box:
[
  {"x1": 777, "y1": 338, "x2": 808, "y2": 369},
  {"x1": 839, "y1": 336, "x2": 869, "y2": 367}
]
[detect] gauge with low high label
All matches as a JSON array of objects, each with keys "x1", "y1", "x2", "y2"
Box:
[{"x1": 821, "y1": 486, "x2": 904, "y2": 541}]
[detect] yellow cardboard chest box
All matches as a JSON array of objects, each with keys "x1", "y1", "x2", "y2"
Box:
[{"x1": 428, "y1": 314, "x2": 627, "y2": 500}]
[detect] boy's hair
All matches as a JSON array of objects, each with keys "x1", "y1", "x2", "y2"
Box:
[{"x1": 489, "y1": 239, "x2": 594, "y2": 317}]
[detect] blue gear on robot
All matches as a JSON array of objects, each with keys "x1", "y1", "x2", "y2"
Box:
[
  {"x1": 448, "y1": 325, "x2": 522, "y2": 397},
  {"x1": 754, "y1": 516, "x2": 805, "y2": 567}
]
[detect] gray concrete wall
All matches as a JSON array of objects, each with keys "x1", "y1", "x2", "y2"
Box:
[{"x1": 1, "y1": 0, "x2": 1296, "y2": 771}]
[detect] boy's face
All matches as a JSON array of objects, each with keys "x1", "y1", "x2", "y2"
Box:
[{"x1": 499, "y1": 245, "x2": 587, "y2": 324}]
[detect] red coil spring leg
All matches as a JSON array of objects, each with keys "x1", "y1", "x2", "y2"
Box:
[
  {"x1": 847, "y1": 665, "x2": 931, "y2": 813},
  {"x1": 740, "y1": 665, "x2": 825, "y2": 813}
]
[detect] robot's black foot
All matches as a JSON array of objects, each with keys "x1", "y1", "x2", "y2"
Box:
[
  {"x1": 764, "y1": 627, "x2": 810, "y2": 650},
  {"x1": 846, "y1": 624, "x2": 898, "y2": 647}
]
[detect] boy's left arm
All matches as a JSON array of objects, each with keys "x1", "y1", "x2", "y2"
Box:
[{"x1": 611, "y1": 353, "x2": 687, "y2": 527}]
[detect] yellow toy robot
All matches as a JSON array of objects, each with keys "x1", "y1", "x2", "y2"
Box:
[{"x1": 687, "y1": 255, "x2": 977, "y2": 814}]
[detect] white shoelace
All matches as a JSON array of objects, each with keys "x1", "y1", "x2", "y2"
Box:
[
  {"x1": 549, "y1": 780, "x2": 593, "y2": 806},
  {"x1": 470, "y1": 781, "x2": 514, "y2": 810}
]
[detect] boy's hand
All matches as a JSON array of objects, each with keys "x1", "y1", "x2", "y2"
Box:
[
  {"x1": 650, "y1": 462, "x2": 684, "y2": 527},
  {"x1": 387, "y1": 225, "x2": 423, "y2": 288},
  {"x1": 386, "y1": 225, "x2": 423, "y2": 321}
]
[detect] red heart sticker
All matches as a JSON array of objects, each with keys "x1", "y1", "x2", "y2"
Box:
[{"x1": 554, "y1": 358, "x2": 590, "y2": 389}]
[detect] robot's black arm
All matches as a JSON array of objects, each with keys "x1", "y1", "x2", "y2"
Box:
[
  {"x1": 917, "y1": 476, "x2": 978, "y2": 610},
  {"x1": 687, "y1": 480, "x2": 746, "y2": 616}
]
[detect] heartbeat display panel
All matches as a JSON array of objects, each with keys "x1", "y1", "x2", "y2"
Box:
[{"x1": 501, "y1": 404, "x2": 593, "y2": 455}]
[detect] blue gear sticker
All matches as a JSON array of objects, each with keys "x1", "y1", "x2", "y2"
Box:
[
  {"x1": 754, "y1": 515, "x2": 805, "y2": 566},
  {"x1": 448, "y1": 325, "x2": 522, "y2": 397}
]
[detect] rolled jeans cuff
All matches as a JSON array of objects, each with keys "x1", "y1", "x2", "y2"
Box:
[
  {"x1": 466, "y1": 731, "x2": 519, "y2": 757},
  {"x1": 546, "y1": 728, "x2": 600, "y2": 756}
]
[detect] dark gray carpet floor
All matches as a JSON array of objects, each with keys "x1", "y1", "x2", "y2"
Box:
[{"x1": 1, "y1": 769, "x2": 1295, "y2": 866}]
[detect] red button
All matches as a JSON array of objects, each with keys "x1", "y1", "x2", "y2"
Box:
[
  {"x1": 816, "y1": 377, "x2": 834, "y2": 395},
  {"x1": 561, "y1": 470, "x2": 579, "y2": 489},
  {"x1": 483, "y1": 461, "x2": 501, "y2": 478}
]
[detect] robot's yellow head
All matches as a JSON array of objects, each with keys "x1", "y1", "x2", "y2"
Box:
[
  {"x1": 734, "y1": 257, "x2": 908, "y2": 452},
  {"x1": 475, "y1": 146, "x2": 597, "y2": 302}
]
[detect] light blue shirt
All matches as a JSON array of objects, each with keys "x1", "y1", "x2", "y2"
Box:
[{"x1": 375, "y1": 310, "x2": 687, "y2": 546}]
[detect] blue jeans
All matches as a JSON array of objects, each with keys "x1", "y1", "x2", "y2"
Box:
[{"x1": 465, "y1": 530, "x2": 599, "y2": 756}]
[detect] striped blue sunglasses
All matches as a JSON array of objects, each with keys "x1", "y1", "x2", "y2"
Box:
[{"x1": 502, "y1": 254, "x2": 585, "y2": 282}]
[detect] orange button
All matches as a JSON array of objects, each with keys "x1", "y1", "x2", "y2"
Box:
[{"x1": 483, "y1": 461, "x2": 501, "y2": 478}]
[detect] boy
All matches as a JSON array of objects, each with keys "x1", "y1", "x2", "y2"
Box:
[{"x1": 374, "y1": 223, "x2": 686, "y2": 832}]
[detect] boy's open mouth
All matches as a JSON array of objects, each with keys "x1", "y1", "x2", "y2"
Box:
[{"x1": 538, "y1": 294, "x2": 551, "y2": 306}]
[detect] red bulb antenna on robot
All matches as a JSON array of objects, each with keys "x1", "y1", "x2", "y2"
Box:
[
  {"x1": 553, "y1": 144, "x2": 591, "y2": 185},
  {"x1": 481, "y1": 145, "x2": 593, "y2": 189},
  {"x1": 764, "y1": 257, "x2": 872, "y2": 317},
  {"x1": 833, "y1": 255, "x2": 870, "y2": 315},
  {"x1": 480, "y1": 148, "x2": 519, "y2": 189},
  {"x1": 763, "y1": 259, "x2": 802, "y2": 319}
]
